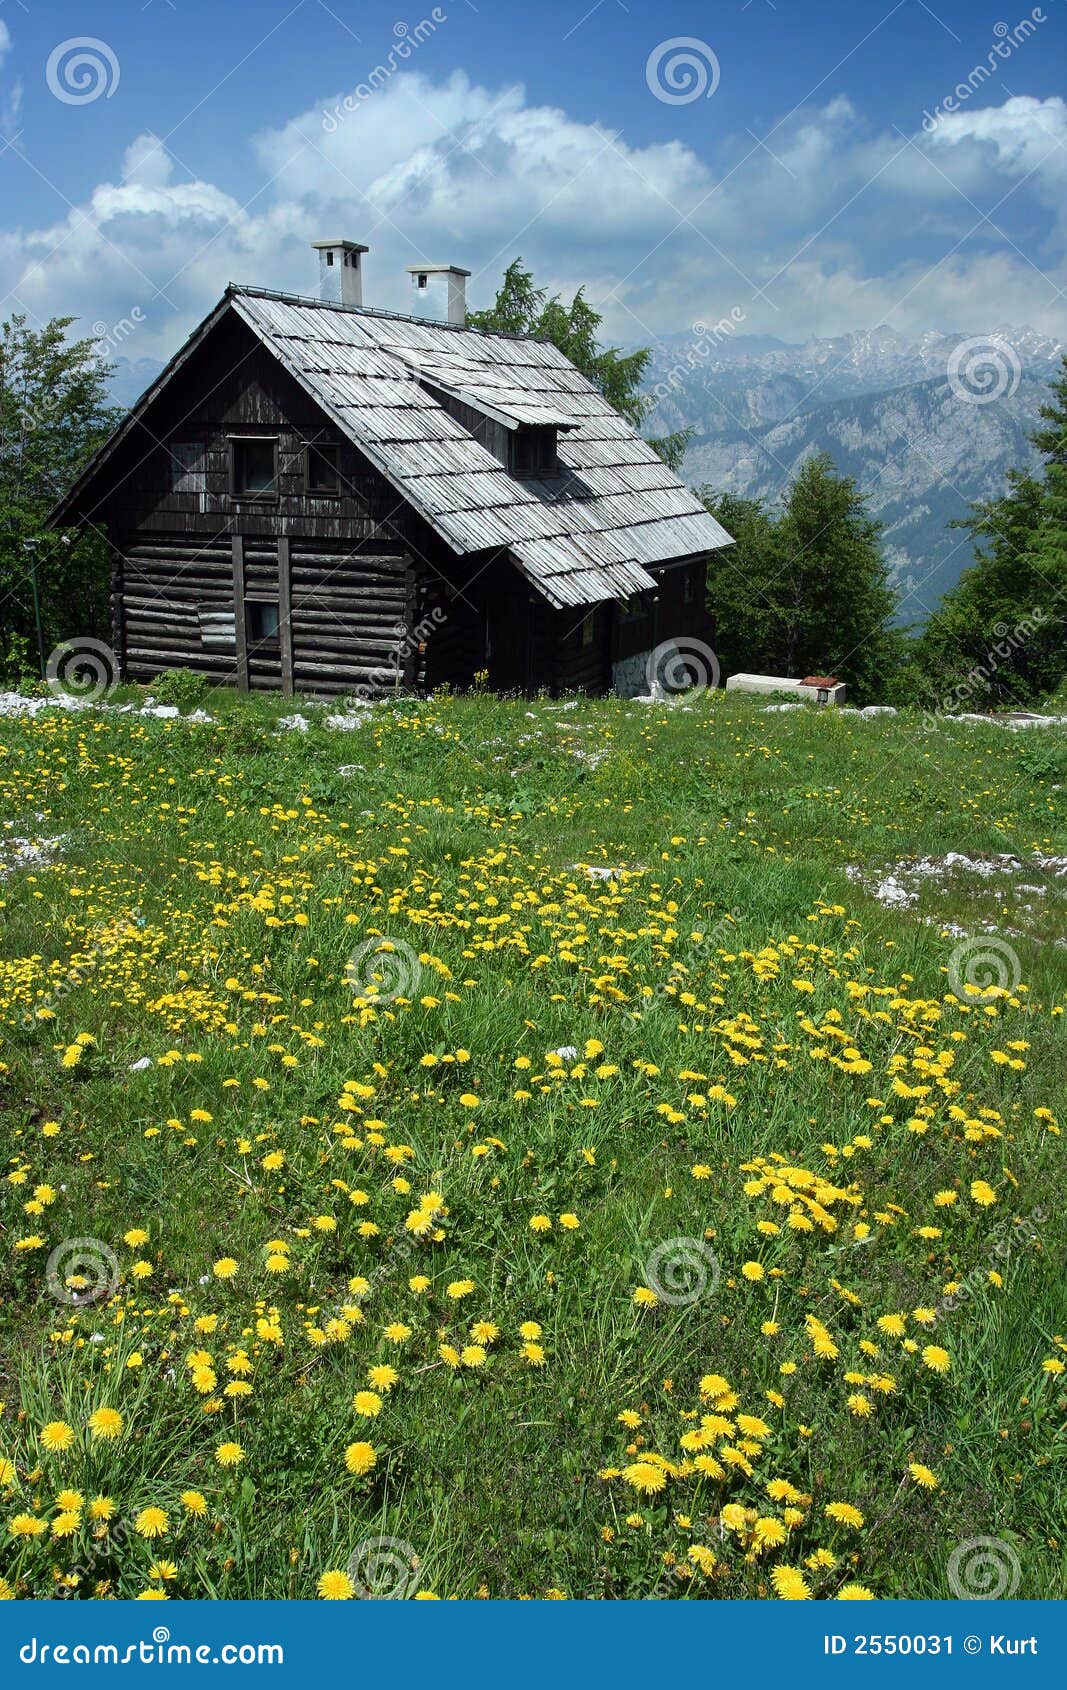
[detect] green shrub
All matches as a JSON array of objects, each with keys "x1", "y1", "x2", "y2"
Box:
[{"x1": 148, "y1": 667, "x2": 211, "y2": 714}]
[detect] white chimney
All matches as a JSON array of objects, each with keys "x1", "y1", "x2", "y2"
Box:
[
  {"x1": 405, "y1": 263, "x2": 470, "y2": 327},
  {"x1": 312, "y1": 239, "x2": 368, "y2": 307}
]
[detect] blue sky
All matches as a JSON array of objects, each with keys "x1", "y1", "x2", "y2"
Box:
[{"x1": 1, "y1": 0, "x2": 1065, "y2": 364}]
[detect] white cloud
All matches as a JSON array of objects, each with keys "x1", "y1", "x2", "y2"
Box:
[
  {"x1": 0, "y1": 20, "x2": 23, "y2": 143},
  {"x1": 926, "y1": 93, "x2": 1067, "y2": 175},
  {"x1": 0, "y1": 72, "x2": 1064, "y2": 366}
]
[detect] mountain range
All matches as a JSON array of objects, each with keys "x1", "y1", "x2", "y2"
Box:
[{"x1": 642, "y1": 323, "x2": 1063, "y2": 622}]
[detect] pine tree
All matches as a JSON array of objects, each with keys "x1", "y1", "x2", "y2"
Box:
[
  {"x1": 0, "y1": 314, "x2": 118, "y2": 677},
  {"x1": 701, "y1": 455, "x2": 899, "y2": 701},
  {"x1": 915, "y1": 356, "x2": 1067, "y2": 705}
]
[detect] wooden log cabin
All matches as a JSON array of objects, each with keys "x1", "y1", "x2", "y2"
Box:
[{"x1": 49, "y1": 243, "x2": 733, "y2": 698}]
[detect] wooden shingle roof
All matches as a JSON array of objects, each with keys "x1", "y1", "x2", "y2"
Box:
[
  {"x1": 229, "y1": 288, "x2": 732, "y2": 609},
  {"x1": 51, "y1": 284, "x2": 733, "y2": 610}
]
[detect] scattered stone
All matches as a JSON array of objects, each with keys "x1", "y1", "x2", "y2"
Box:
[
  {"x1": 325, "y1": 711, "x2": 370, "y2": 730},
  {"x1": 847, "y1": 850, "x2": 1067, "y2": 912},
  {"x1": 0, "y1": 829, "x2": 64, "y2": 877},
  {"x1": 128, "y1": 1056, "x2": 153, "y2": 1072}
]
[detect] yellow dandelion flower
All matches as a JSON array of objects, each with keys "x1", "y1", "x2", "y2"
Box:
[
  {"x1": 40, "y1": 1421, "x2": 75, "y2": 1453},
  {"x1": 921, "y1": 1345, "x2": 951, "y2": 1374},
  {"x1": 88, "y1": 1407, "x2": 123, "y2": 1441},
  {"x1": 908, "y1": 1462, "x2": 939, "y2": 1490},
  {"x1": 317, "y1": 1569, "x2": 355, "y2": 1599},
  {"x1": 825, "y1": 1501, "x2": 865, "y2": 1529},
  {"x1": 134, "y1": 1507, "x2": 170, "y2": 1539}
]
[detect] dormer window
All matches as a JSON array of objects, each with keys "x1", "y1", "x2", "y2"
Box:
[{"x1": 509, "y1": 425, "x2": 558, "y2": 478}]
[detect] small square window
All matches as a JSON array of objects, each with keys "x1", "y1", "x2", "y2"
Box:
[
  {"x1": 246, "y1": 601, "x2": 280, "y2": 643},
  {"x1": 306, "y1": 444, "x2": 341, "y2": 494},
  {"x1": 231, "y1": 438, "x2": 277, "y2": 499}
]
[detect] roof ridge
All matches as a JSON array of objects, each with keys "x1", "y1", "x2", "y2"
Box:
[{"x1": 226, "y1": 282, "x2": 549, "y2": 345}]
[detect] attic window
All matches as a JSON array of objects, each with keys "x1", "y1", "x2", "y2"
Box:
[
  {"x1": 510, "y1": 424, "x2": 558, "y2": 478},
  {"x1": 172, "y1": 442, "x2": 204, "y2": 493},
  {"x1": 230, "y1": 437, "x2": 278, "y2": 500},
  {"x1": 305, "y1": 444, "x2": 340, "y2": 494}
]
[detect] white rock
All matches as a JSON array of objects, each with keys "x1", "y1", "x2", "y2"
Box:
[{"x1": 128, "y1": 1056, "x2": 153, "y2": 1072}]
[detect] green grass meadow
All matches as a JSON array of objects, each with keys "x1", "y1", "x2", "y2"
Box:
[{"x1": 0, "y1": 686, "x2": 1064, "y2": 1601}]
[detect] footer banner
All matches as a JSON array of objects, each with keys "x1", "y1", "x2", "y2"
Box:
[{"x1": 2, "y1": 1600, "x2": 1064, "y2": 1685}]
